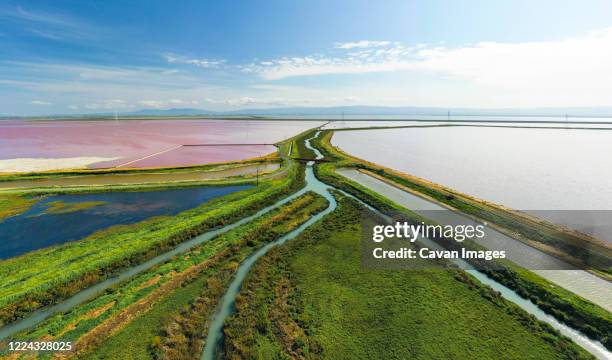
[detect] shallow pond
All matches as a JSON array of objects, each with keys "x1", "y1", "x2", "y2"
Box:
[
  {"x1": 321, "y1": 120, "x2": 612, "y2": 130},
  {"x1": 0, "y1": 119, "x2": 321, "y2": 172},
  {"x1": 332, "y1": 126, "x2": 612, "y2": 241},
  {"x1": 0, "y1": 185, "x2": 250, "y2": 258},
  {"x1": 337, "y1": 168, "x2": 612, "y2": 311}
]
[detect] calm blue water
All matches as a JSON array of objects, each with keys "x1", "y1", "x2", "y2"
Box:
[{"x1": 0, "y1": 185, "x2": 250, "y2": 259}]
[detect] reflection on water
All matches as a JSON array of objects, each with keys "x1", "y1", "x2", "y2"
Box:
[{"x1": 0, "y1": 185, "x2": 250, "y2": 259}]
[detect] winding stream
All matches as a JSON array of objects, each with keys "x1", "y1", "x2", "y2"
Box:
[
  {"x1": 337, "y1": 168, "x2": 612, "y2": 311},
  {"x1": 329, "y1": 130, "x2": 610, "y2": 358},
  {"x1": 0, "y1": 166, "x2": 305, "y2": 341},
  {"x1": 336, "y1": 169, "x2": 611, "y2": 359},
  {"x1": 203, "y1": 132, "x2": 609, "y2": 359},
  {"x1": 201, "y1": 133, "x2": 336, "y2": 359},
  {"x1": 1, "y1": 132, "x2": 608, "y2": 359},
  {"x1": 0, "y1": 137, "x2": 307, "y2": 343},
  {"x1": 415, "y1": 233, "x2": 611, "y2": 359}
]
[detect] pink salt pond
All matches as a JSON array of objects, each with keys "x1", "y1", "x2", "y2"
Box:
[{"x1": 0, "y1": 119, "x2": 321, "y2": 172}]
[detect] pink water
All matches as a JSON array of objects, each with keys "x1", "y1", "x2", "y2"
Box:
[{"x1": 0, "y1": 119, "x2": 320, "y2": 169}]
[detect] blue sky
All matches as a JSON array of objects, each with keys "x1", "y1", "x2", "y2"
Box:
[{"x1": 2, "y1": 0, "x2": 612, "y2": 115}]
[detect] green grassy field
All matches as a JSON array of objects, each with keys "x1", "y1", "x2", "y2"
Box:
[
  {"x1": 0, "y1": 175, "x2": 259, "y2": 197},
  {"x1": 223, "y1": 195, "x2": 591, "y2": 359},
  {"x1": 314, "y1": 130, "x2": 612, "y2": 274},
  {"x1": 83, "y1": 193, "x2": 328, "y2": 360},
  {"x1": 86, "y1": 271, "x2": 211, "y2": 360},
  {"x1": 0, "y1": 194, "x2": 38, "y2": 220},
  {"x1": 0, "y1": 154, "x2": 279, "y2": 183},
  {"x1": 41, "y1": 200, "x2": 107, "y2": 215},
  {"x1": 1, "y1": 128, "x2": 606, "y2": 360},
  {"x1": 3, "y1": 192, "x2": 327, "y2": 359},
  {"x1": 312, "y1": 129, "x2": 612, "y2": 348},
  {"x1": 0, "y1": 161, "x2": 304, "y2": 326}
]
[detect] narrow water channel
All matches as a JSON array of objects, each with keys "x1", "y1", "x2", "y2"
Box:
[
  {"x1": 2, "y1": 133, "x2": 607, "y2": 359},
  {"x1": 337, "y1": 168, "x2": 612, "y2": 311},
  {"x1": 335, "y1": 169, "x2": 611, "y2": 359},
  {"x1": 201, "y1": 133, "x2": 335, "y2": 359},
  {"x1": 203, "y1": 131, "x2": 610, "y2": 359},
  {"x1": 0, "y1": 165, "x2": 304, "y2": 341},
  {"x1": 417, "y1": 234, "x2": 611, "y2": 359}
]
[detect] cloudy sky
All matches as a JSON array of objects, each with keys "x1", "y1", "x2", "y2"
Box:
[{"x1": 1, "y1": 0, "x2": 612, "y2": 115}]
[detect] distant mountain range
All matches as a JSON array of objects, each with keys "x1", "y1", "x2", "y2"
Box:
[
  {"x1": 120, "y1": 106, "x2": 612, "y2": 117},
  {"x1": 4, "y1": 105, "x2": 612, "y2": 119}
]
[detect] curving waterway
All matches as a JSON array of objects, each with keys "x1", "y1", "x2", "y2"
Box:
[
  {"x1": 337, "y1": 168, "x2": 612, "y2": 311},
  {"x1": 0, "y1": 132, "x2": 608, "y2": 359},
  {"x1": 201, "y1": 133, "x2": 336, "y2": 359},
  {"x1": 0, "y1": 168, "x2": 306, "y2": 341},
  {"x1": 336, "y1": 167, "x2": 610, "y2": 359},
  {"x1": 201, "y1": 132, "x2": 610, "y2": 360}
]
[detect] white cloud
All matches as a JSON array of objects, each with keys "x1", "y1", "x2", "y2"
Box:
[
  {"x1": 0, "y1": 62, "x2": 213, "y2": 99},
  {"x1": 137, "y1": 100, "x2": 164, "y2": 108},
  {"x1": 0, "y1": 6, "x2": 96, "y2": 43},
  {"x1": 221, "y1": 97, "x2": 288, "y2": 107},
  {"x1": 410, "y1": 29, "x2": 612, "y2": 92},
  {"x1": 85, "y1": 99, "x2": 128, "y2": 110},
  {"x1": 2, "y1": 6, "x2": 73, "y2": 27},
  {"x1": 224, "y1": 97, "x2": 258, "y2": 106},
  {"x1": 244, "y1": 53, "x2": 414, "y2": 80},
  {"x1": 335, "y1": 40, "x2": 392, "y2": 49},
  {"x1": 242, "y1": 42, "x2": 415, "y2": 80},
  {"x1": 203, "y1": 96, "x2": 315, "y2": 107},
  {"x1": 165, "y1": 54, "x2": 225, "y2": 68},
  {"x1": 0, "y1": 60, "x2": 232, "y2": 114},
  {"x1": 6, "y1": 27, "x2": 612, "y2": 113},
  {"x1": 30, "y1": 100, "x2": 51, "y2": 105},
  {"x1": 28, "y1": 28, "x2": 61, "y2": 40},
  {"x1": 138, "y1": 98, "x2": 199, "y2": 108},
  {"x1": 244, "y1": 27, "x2": 612, "y2": 105},
  {"x1": 170, "y1": 98, "x2": 198, "y2": 105},
  {"x1": 249, "y1": 84, "x2": 310, "y2": 92}
]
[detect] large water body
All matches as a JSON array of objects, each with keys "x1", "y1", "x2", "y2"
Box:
[
  {"x1": 0, "y1": 119, "x2": 323, "y2": 171},
  {"x1": 0, "y1": 134, "x2": 607, "y2": 359},
  {"x1": 321, "y1": 120, "x2": 612, "y2": 129},
  {"x1": 272, "y1": 114, "x2": 612, "y2": 123},
  {"x1": 200, "y1": 134, "x2": 610, "y2": 360},
  {"x1": 0, "y1": 185, "x2": 250, "y2": 258},
  {"x1": 338, "y1": 168, "x2": 612, "y2": 311},
  {"x1": 332, "y1": 126, "x2": 612, "y2": 242}
]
